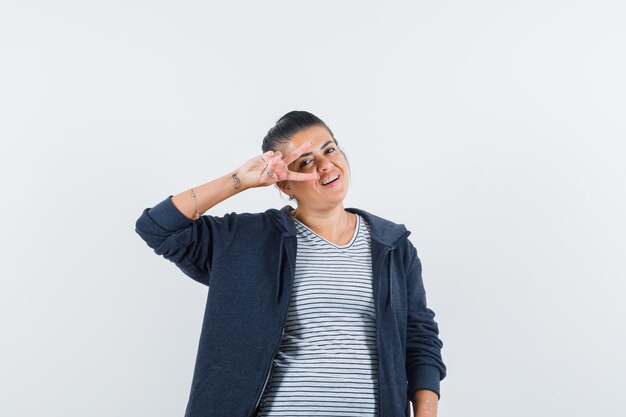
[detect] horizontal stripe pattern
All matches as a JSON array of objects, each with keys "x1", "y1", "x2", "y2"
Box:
[{"x1": 257, "y1": 213, "x2": 378, "y2": 416}]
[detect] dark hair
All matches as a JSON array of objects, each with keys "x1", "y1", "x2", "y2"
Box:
[{"x1": 261, "y1": 110, "x2": 339, "y2": 153}]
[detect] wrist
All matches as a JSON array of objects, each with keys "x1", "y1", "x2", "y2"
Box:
[
  {"x1": 412, "y1": 389, "x2": 438, "y2": 417},
  {"x1": 230, "y1": 169, "x2": 247, "y2": 192}
]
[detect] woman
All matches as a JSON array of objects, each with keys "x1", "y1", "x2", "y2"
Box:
[{"x1": 135, "y1": 111, "x2": 446, "y2": 417}]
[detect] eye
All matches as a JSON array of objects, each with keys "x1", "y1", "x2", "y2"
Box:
[{"x1": 298, "y1": 147, "x2": 335, "y2": 169}]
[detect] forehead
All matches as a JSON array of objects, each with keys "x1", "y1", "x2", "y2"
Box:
[{"x1": 282, "y1": 125, "x2": 333, "y2": 152}]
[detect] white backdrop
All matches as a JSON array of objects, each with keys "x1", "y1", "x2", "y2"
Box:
[{"x1": 1, "y1": 1, "x2": 625, "y2": 416}]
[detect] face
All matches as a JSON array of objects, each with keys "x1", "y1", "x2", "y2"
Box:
[{"x1": 277, "y1": 125, "x2": 350, "y2": 211}]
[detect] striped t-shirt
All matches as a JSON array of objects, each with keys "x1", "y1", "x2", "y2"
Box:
[{"x1": 257, "y1": 213, "x2": 378, "y2": 417}]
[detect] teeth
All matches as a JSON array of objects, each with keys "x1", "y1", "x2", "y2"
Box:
[{"x1": 322, "y1": 175, "x2": 339, "y2": 185}]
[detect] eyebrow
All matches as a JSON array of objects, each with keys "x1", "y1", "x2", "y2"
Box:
[{"x1": 296, "y1": 140, "x2": 334, "y2": 160}]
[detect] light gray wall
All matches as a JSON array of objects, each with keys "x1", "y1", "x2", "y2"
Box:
[{"x1": 1, "y1": 1, "x2": 624, "y2": 416}]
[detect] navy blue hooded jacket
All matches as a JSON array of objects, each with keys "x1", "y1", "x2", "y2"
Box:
[{"x1": 135, "y1": 195, "x2": 446, "y2": 417}]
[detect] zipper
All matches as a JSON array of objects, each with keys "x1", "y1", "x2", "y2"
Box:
[
  {"x1": 250, "y1": 305, "x2": 290, "y2": 416},
  {"x1": 373, "y1": 245, "x2": 392, "y2": 417},
  {"x1": 252, "y1": 359, "x2": 271, "y2": 414},
  {"x1": 250, "y1": 236, "x2": 294, "y2": 416},
  {"x1": 374, "y1": 233, "x2": 409, "y2": 416},
  {"x1": 376, "y1": 310, "x2": 382, "y2": 417}
]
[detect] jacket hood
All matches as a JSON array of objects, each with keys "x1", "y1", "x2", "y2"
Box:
[
  {"x1": 265, "y1": 205, "x2": 412, "y2": 310},
  {"x1": 266, "y1": 205, "x2": 411, "y2": 246}
]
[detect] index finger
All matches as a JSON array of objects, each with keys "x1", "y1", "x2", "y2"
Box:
[
  {"x1": 285, "y1": 170, "x2": 319, "y2": 182},
  {"x1": 282, "y1": 140, "x2": 313, "y2": 166}
]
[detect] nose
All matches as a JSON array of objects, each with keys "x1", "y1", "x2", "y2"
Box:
[{"x1": 318, "y1": 155, "x2": 334, "y2": 172}]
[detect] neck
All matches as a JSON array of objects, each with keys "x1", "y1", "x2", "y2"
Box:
[{"x1": 291, "y1": 204, "x2": 354, "y2": 243}]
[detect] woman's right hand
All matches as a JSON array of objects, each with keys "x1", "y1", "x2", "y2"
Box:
[{"x1": 237, "y1": 140, "x2": 319, "y2": 190}]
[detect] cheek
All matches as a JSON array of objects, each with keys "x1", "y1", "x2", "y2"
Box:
[{"x1": 335, "y1": 156, "x2": 348, "y2": 169}]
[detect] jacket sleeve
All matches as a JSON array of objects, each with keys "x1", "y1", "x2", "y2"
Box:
[
  {"x1": 405, "y1": 240, "x2": 447, "y2": 401},
  {"x1": 134, "y1": 195, "x2": 237, "y2": 286}
]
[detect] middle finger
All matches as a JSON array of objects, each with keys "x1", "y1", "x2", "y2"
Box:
[{"x1": 282, "y1": 140, "x2": 313, "y2": 166}]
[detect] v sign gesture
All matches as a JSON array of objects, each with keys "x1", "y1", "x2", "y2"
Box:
[{"x1": 237, "y1": 140, "x2": 319, "y2": 190}]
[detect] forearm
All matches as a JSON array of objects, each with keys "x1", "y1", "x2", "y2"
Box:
[
  {"x1": 412, "y1": 389, "x2": 438, "y2": 417},
  {"x1": 171, "y1": 170, "x2": 245, "y2": 220}
]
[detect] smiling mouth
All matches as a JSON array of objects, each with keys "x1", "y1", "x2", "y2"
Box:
[{"x1": 321, "y1": 175, "x2": 340, "y2": 186}]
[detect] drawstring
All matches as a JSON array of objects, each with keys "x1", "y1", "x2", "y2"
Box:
[
  {"x1": 383, "y1": 230, "x2": 410, "y2": 312},
  {"x1": 385, "y1": 254, "x2": 393, "y2": 311},
  {"x1": 276, "y1": 234, "x2": 285, "y2": 303}
]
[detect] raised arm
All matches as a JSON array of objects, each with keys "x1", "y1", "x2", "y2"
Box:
[
  {"x1": 171, "y1": 140, "x2": 319, "y2": 220},
  {"x1": 135, "y1": 142, "x2": 319, "y2": 285}
]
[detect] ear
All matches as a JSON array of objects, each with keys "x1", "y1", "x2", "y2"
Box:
[{"x1": 276, "y1": 180, "x2": 290, "y2": 194}]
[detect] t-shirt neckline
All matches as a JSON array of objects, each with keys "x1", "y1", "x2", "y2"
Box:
[{"x1": 292, "y1": 213, "x2": 360, "y2": 249}]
